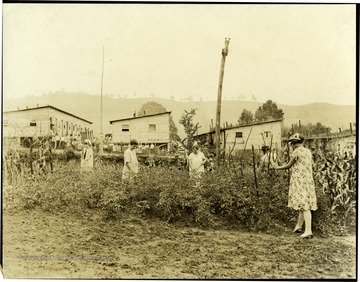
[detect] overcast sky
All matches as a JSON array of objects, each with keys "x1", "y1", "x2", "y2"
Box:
[{"x1": 3, "y1": 3, "x2": 356, "y2": 106}]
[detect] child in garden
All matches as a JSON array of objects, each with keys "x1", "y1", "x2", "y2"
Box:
[
  {"x1": 188, "y1": 144, "x2": 207, "y2": 178},
  {"x1": 122, "y1": 139, "x2": 139, "y2": 181},
  {"x1": 258, "y1": 145, "x2": 277, "y2": 172},
  {"x1": 43, "y1": 139, "x2": 53, "y2": 173},
  {"x1": 271, "y1": 133, "x2": 317, "y2": 239},
  {"x1": 81, "y1": 139, "x2": 94, "y2": 171}
]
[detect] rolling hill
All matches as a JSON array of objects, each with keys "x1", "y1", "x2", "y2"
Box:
[{"x1": 3, "y1": 92, "x2": 356, "y2": 138}]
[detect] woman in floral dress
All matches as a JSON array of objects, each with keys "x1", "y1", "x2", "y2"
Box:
[{"x1": 271, "y1": 133, "x2": 317, "y2": 238}]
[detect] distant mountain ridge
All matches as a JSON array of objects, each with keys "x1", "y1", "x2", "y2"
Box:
[{"x1": 3, "y1": 92, "x2": 356, "y2": 138}]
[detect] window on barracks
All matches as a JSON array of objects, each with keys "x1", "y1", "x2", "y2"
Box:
[
  {"x1": 149, "y1": 124, "x2": 156, "y2": 131},
  {"x1": 235, "y1": 132, "x2": 243, "y2": 138},
  {"x1": 122, "y1": 124, "x2": 129, "y2": 132}
]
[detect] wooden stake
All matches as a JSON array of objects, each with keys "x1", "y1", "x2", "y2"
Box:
[{"x1": 252, "y1": 145, "x2": 259, "y2": 197}]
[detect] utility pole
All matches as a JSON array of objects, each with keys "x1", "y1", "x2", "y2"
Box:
[
  {"x1": 100, "y1": 46, "x2": 104, "y2": 136},
  {"x1": 99, "y1": 46, "x2": 105, "y2": 153},
  {"x1": 215, "y1": 38, "x2": 230, "y2": 164}
]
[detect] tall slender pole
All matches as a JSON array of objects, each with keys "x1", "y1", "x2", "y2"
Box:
[
  {"x1": 215, "y1": 38, "x2": 230, "y2": 164},
  {"x1": 251, "y1": 145, "x2": 259, "y2": 197},
  {"x1": 99, "y1": 46, "x2": 105, "y2": 154},
  {"x1": 100, "y1": 46, "x2": 105, "y2": 137}
]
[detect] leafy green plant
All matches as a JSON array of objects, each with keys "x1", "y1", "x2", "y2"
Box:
[
  {"x1": 314, "y1": 153, "x2": 356, "y2": 229},
  {"x1": 178, "y1": 109, "x2": 201, "y2": 153}
]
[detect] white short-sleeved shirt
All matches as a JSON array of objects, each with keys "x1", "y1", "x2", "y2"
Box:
[
  {"x1": 122, "y1": 148, "x2": 139, "y2": 179},
  {"x1": 188, "y1": 151, "x2": 206, "y2": 174}
]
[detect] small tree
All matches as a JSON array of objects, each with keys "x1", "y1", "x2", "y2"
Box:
[
  {"x1": 179, "y1": 109, "x2": 201, "y2": 153},
  {"x1": 313, "y1": 122, "x2": 331, "y2": 135},
  {"x1": 284, "y1": 122, "x2": 331, "y2": 137},
  {"x1": 255, "y1": 100, "x2": 284, "y2": 122},
  {"x1": 238, "y1": 109, "x2": 254, "y2": 125}
]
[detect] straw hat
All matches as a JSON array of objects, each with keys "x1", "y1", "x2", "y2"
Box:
[{"x1": 288, "y1": 133, "x2": 305, "y2": 143}]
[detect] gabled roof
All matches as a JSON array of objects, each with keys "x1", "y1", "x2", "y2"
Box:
[
  {"x1": 3, "y1": 105, "x2": 93, "y2": 124},
  {"x1": 109, "y1": 111, "x2": 172, "y2": 124},
  {"x1": 197, "y1": 118, "x2": 283, "y2": 136}
]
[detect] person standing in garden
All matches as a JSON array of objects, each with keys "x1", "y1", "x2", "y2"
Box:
[
  {"x1": 258, "y1": 145, "x2": 277, "y2": 172},
  {"x1": 122, "y1": 139, "x2": 139, "y2": 182},
  {"x1": 81, "y1": 139, "x2": 94, "y2": 171},
  {"x1": 43, "y1": 138, "x2": 54, "y2": 173},
  {"x1": 270, "y1": 133, "x2": 317, "y2": 239},
  {"x1": 188, "y1": 144, "x2": 207, "y2": 178},
  {"x1": 148, "y1": 143, "x2": 156, "y2": 167}
]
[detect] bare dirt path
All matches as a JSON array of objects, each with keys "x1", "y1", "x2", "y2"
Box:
[{"x1": 3, "y1": 209, "x2": 356, "y2": 279}]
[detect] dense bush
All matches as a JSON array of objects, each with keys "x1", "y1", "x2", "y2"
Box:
[{"x1": 3, "y1": 152, "x2": 356, "y2": 234}]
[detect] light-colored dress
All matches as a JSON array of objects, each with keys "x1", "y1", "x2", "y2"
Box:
[
  {"x1": 288, "y1": 146, "x2": 317, "y2": 211},
  {"x1": 81, "y1": 147, "x2": 94, "y2": 171},
  {"x1": 188, "y1": 151, "x2": 206, "y2": 177},
  {"x1": 122, "y1": 148, "x2": 139, "y2": 181}
]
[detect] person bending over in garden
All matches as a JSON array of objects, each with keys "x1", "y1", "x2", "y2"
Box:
[
  {"x1": 122, "y1": 139, "x2": 139, "y2": 182},
  {"x1": 188, "y1": 144, "x2": 207, "y2": 178},
  {"x1": 81, "y1": 139, "x2": 94, "y2": 171},
  {"x1": 270, "y1": 133, "x2": 317, "y2": 239}
]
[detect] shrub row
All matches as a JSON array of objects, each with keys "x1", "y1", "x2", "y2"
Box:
[{"x1": 4, "y1": 154, "x2": 355, "y2": 234}]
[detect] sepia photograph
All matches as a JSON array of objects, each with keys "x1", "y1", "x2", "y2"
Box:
[{"x1": 2, "y1": 2, "x2": 357, "y2": 279}]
